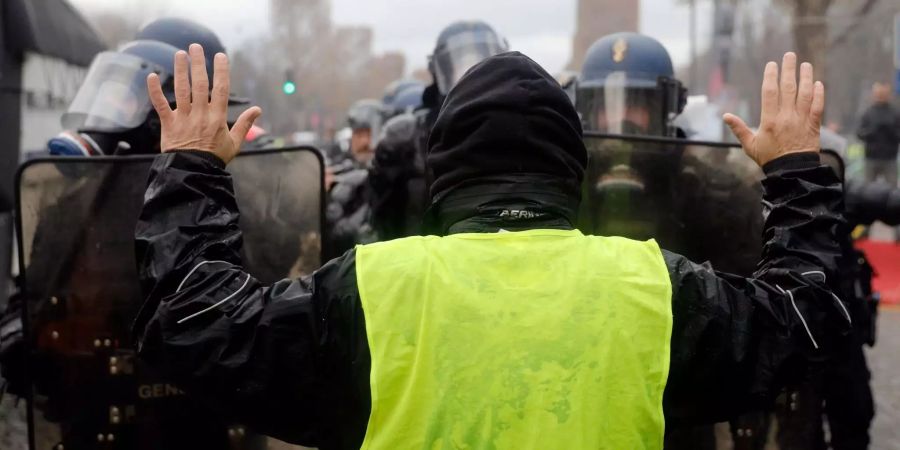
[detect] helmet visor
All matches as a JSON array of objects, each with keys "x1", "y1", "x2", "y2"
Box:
[
  {"x1": 347, "y1": 102, "x2": 385, "y2": 147},
  {"x1": 576, "y1": 72, "x2": 668, "y2": 136},
  {"x1": 432, "y1": 30, "x2": 508, "y2": 94},
  {"x1": 62, "y1": 51, "x2": 169, "y2": 132}
]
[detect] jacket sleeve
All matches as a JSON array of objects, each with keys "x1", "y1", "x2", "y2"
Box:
[
  {"x1": 662, "y1": 152, "x2": 847, "y2": 425},
  {"x1": 132, "y1": 151, "x2": 363, "y2": 446},
  {"x1": 845, "y1": 179, "x2": 900, "y2": 226}
]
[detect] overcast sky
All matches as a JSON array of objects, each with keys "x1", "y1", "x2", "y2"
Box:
[{"x1": 70, "y1": 0, "x2": 713, "y2": 74}]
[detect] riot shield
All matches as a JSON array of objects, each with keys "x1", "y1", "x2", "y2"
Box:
[
  {"x1": 578, "y1": 134, "x2": 764, "y2": 275},
  {"x1": 14, "y1": 147, "x2": 323, "y2": 450}
]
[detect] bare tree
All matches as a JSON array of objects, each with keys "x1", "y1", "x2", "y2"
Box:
[
  {"x1": 678, "y1": 0, "x2": 894, "y2": 130},
  {"x1": 782, "y1": 0, "x2": 833, "y2": 82},
  {"x1": 233, "y1": 0, "x2": 405, "y2": 137},
  {"x1": 83, "y1": 12, "x2": 142, "y2": 48}
]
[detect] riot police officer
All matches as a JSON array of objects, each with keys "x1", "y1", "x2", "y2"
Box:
[
  {"x1": 346, "y1": 99, "x2": 384, "y2": 167},
  {"x1": 323, "y1": 100, "x2": 384, "y2": 259},
  {"x1": 0, "y1": 18, "x2": 269, "y2": 450},
  {"x1": 576, "y1": 32, "x2": 767, "y2": 450},
  {"x1": 48, "y1": 18, "x2": 238, "y2": 158},
  {"x1": 2, "y1": 22, "x2": 206, "y2": 398},
  {"x1": 576, "y1": 32, "x2": 686, "y2": 137},
  {"x1": 369, "y1": 114, "x2": 422, "y2": 240},
  {"x1": 382, "y1": 78, "x2": 425, "y2": 119},
  {"x1": 575, "y1": 32, "x2": 761, "y2": 276},
  {"x1": 368, "y1": 20, "x2": 509, "y2": 239}
]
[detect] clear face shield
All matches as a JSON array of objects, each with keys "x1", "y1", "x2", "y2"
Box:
[
  {"x1": 577, "y1": 72, "x2": 684, "y2": 137},
  {"x1": 62, "y1": 51, "x2": 170, "y2": 133},
  {"x1": 431, "y1": 30, "x2": 509, "y2": 94},
  {"x1": 577, "y1": 136, "x2": 766, "y2": 275}
]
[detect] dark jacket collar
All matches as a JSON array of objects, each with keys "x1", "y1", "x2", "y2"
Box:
[{"x1": 424, "y1": 174, "x2": 580, "y2": 235}]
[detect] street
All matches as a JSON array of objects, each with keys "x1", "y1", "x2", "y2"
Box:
[{"x1": 867, "y1": 308, "x2": 900, "y2": 449}]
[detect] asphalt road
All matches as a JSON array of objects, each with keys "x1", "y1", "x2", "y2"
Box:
[{"x1": 866, "y1": 308, "x2": 900, "y2": 449}]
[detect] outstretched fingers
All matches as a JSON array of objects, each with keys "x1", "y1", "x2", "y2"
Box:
[
  {"x1": 796, "y1": 62, "x2": 814, "y2": 116},
  {"x1": 760, "y1": 61, "x2": 779, "y2": 129},
  {"x1": 779, "y1": 52, "x2": 798, "y2": 112},
  {"x1": 723, "y1": 113, "x2": 753, "y2": 149},
  {"x1": 810, "y1": 81, "x2": 825, "y2": 128},
  {"x1": 211, "y1": 52, "x2": 230, "y2": 115},
  {"x1": 189, "y1": 44, "x2": 209, "y2": 111},
  {"x1": 229, "y1": 106, "x2": 263, "y2": 151},
  {"x1": 147, "y1": 73, "x2": 173, "y2": 122},
  {"x1": 173, "y1": 50, "x2": 191, "y2": 114}
]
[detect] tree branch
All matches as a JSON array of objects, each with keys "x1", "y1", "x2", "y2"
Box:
[{"x1": 829, "y1": 0, "x2": 879, "y2": 47}]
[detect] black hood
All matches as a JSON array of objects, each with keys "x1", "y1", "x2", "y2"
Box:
[{"x1": 427, "y1": 51, "x2": 587, "y2": 204}]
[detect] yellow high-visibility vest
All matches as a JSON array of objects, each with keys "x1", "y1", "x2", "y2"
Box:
[{"x1": 356, "y1": 229, "x2": 673, "y2": 450}]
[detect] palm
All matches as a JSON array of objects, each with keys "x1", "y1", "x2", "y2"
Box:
[
  {"x1": 147, "y1": 44, "x2": 261, "y2": 164},
  {"x1": 724, "y1": 52, "x2": 824, "y2": 167}
]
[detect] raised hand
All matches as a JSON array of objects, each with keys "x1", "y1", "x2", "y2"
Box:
[
  {"x1": 147, "y1": 43, "x2": 262, "y2": 164},
  {"x1": 724, "y1": 52, "x2": 824, "y2": 167}
]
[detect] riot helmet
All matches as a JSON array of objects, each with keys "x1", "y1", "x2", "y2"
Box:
[
  {"x1": 136, "y1": 17, "x2": 249, "y2": 107},
  {"x1": 382, "y1": 79, "x2": 425, "y2": 117},
  {"x1": 54, "y1": 18, "x2": 237, "y2": 156},
  {"x1": 58, "y1": 39, "x2": 180, "y2": 155},
  {"x1": 134, "y1": 17, "x2": 225, "y2": 81},
  {"x1": 429, "y1": 21, "x2": 509, "y2": 96},
  {"x1": 383, "y1": 79, "x2": 423, "y2": 105},
  {"x1": 346, "y1": 99, "x2": 386, "y2": 165},
  {"x1": 577, "y1": 32, "x2": 687, "y2": 137}
]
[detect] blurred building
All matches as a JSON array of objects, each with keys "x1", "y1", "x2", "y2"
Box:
[
  {"x1": 567, "y1": 0, "x2": 639, "y2": 71},
  {"x1": 1, "y1": 0, "x2": 104, "y2": 203},
  {"x1": 0, "y1": 4, "x2": 104, "y2": 447},
  {"x1": 257, "y1": 0, "x2": 405, "y2": 137},
  {"x1": 673, "y1": 0, "x2": 900, "y2": 138},
  {"x1": 20, "y1": 55, "x2": 87, "y2": 153},
  {"x1": 826, "y1": 0, "x2": 900, "y2": 129}
]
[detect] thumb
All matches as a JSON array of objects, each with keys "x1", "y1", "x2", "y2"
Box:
[
  {"x1": 723, "y1": 113, "x2": 753, "y2": 148},
  {"x1": 230, "y1": 106, "x2": 263, "y2": 150}
]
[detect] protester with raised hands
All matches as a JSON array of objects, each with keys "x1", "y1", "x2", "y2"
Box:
[{"x1": 134, "y1": 47, "x2": 847, "y2": 450}]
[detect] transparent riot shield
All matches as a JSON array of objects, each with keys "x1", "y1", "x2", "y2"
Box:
[
  {"x1": 578, "y1": 134, "x2": 765, "y2": 275},
  {"x1": 14, "y1": 147, "x2": 323, "y2": 450}
]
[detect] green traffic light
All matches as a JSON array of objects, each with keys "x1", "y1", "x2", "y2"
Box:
[{"x1": 283, "y1": 81, "x2": 296, "y2": 95}]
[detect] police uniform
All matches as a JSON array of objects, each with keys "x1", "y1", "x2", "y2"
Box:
[{"x1": 2, "y1": 18, "x2": 270, "y2": 450}]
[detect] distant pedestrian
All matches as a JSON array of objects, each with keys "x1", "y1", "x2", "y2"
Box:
[{"x1": 858, "y1": 82, "x2": 900, "y2": 185}]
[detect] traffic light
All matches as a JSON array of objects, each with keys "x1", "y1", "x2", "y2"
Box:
[
  {"x1": 283, "y1": 80, "x2": 296, "y2": 95},
  {"x1": 283, "y1": 69, "x2": 296, "y2": 95}
]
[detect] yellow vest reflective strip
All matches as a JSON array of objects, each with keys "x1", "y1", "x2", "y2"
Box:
[{"x1": 355, "y1": 229, "x2": 672, "y2": 450}]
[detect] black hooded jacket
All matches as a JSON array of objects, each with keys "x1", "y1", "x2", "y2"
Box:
[
  {"x1": 134, "y1": 53, "x2": 846, "y2": 449},
  {"x1": 857, "y1": 102, "x2": 900, "y2": 160}
]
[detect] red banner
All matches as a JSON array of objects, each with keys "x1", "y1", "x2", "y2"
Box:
[{"x1": 856, "y1": 239, "x2": 900, "y2": 305}]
